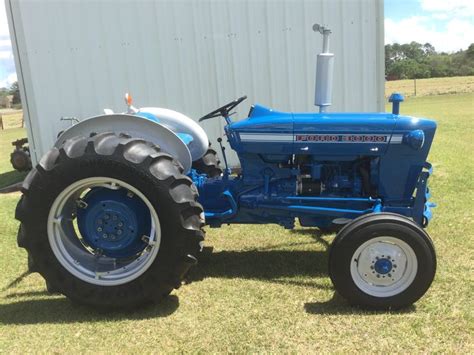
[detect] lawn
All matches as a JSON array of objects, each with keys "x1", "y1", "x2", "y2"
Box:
[
  {"x1": 0, "y1": 93, "x2": 473, "y2": 352},
  {"x1": 0, "y1": 110, "x2": 23, "y2": 130},
  {"x1": 385, "y1": 75, "x2": 474, "y2": 98}
]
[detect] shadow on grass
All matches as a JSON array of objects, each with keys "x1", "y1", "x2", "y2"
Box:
[
  {"x1": 304, "y1": 293, "x2": 417, "y2": 315},
  {"x1": 0, "y1": 170, "x2": 27, "y2": 191},
  {"x1": 0, "y1": 228, "x2": 341, "y2": 323},
  {"x1": 189, "y1": 247, "x2": 330, "y2": 290},
  {"x1": 0, "y1": 295, "x2": 179, "y2": 325},
  {"x1": 190, "y1": 227, "x2": 332, "y2": 283},
  {"x1": 290, "y1": 228, "x2": 334, "y2": 247}
]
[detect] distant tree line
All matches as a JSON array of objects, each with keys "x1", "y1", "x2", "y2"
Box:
[
  {"x1": 0, "y1": 81, "x2": 21, "y2": 105},
  {"x1": 385, "y1": 42, "x2": 474, "y2": 80}
]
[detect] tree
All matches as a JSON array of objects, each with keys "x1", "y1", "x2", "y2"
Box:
[
  {"x1": 422, "y1": 43, "x2": 436, "y2": 56},
  {"x1": 385, "y1": 42, "x2": 474, "y2": 79},
  {"x1": 466, "y1": 44, "x2": 474, "y2": 60},
  {"x1": 9, "y1": 81, "x2": 21, "y2": 105}
]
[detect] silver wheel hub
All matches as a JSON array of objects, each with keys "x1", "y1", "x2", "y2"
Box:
[
  {"x1": 350, "y1": 236, "x2": 417, "y2": 297},
  {"x1": 47, "y1": 177, "x2": 161, "y2": 286}
]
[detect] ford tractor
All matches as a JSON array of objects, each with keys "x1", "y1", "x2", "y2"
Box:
[{"x1": 15, "y1": 25, "x2": 437, "y2": 310}]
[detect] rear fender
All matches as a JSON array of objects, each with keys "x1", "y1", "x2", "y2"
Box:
[
  {"x1": 139, "y1": 107, "x2": 209, "y2": 162},
  {"x1": 55, "y1": 114, "x2": 192, "y2": 173}
]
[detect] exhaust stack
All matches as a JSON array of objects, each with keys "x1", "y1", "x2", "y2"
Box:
[{"x1": 313, "y1": 24, "x2": 334, "y2": 113}]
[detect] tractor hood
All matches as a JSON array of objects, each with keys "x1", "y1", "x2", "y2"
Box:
[
  {"x1": 232, "y1": 104, "x2": 399, "y2": 131},
  {"x1": 228, "y1": 104, "x2": 436, "y2": 157}
]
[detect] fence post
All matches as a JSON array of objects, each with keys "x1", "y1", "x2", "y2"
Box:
[{"x1": 0, "y1": 115, "x2": 3, "y2": 130}]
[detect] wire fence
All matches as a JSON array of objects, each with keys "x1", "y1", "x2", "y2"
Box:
[
  {"x1": 0, "y1": 110, "x2": 24, "y2": 130},
  {"x1": 385, "y1": 76, "x2": 474, "y2": 98}
]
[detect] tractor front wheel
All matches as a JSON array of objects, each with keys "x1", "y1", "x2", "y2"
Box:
[
  {"x1": 15, "y1": 132, "x2": 204, "y2": 308},
  {"x1": 328, "y1": 213, "x2": 436, "y2": 309}
]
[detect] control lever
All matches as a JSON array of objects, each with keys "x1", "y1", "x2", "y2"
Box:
[{"x1": 217, "y1": 137, "x2": 230, "y2": 174}]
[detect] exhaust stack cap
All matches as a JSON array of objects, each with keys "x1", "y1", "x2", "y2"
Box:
[
  {"x1": 313, "y1": 24, "x2": 334, "y2": 113},
  {"x1": 389, "y1": 93, "x2": 404, "y2": 115}
]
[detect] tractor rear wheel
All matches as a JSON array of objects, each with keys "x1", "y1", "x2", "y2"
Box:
[
  {"x1": 15, "y1": 132, "x2": 204, "y2": 308},
  {"x1": 192, "y1": 146, "x2": 222, "y2": 177},
  {"x1": 328, "y1": 213, "x2": 436, "y2": 309}
]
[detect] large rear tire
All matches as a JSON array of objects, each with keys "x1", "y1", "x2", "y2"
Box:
[
  {"x1": 15, "y1": 132, "x2": 205, "y2": 308},
  {"x1": 192, "y1": 146, "x2": 222, "y2": 178},
  {"x1": 329, "y1": 213, "x2": 436, "y2": 309}
]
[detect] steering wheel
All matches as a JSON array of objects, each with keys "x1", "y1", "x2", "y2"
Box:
[{"x1": 199, "y1": 96, "x2": 247, "y2": 122}]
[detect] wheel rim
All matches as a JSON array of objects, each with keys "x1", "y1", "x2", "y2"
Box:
[
  {"x1": 47, "y1": 177, "x2": 161, "y2": 286},
  {"x1": 350, "y1": 236, "x2": 417, "y2": 297}
]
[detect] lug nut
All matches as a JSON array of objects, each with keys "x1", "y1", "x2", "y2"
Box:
[
  {"x1": 117, "y1": 230, "x2": 122, "y2": 235},
  {"x1": 97, "y1": 227, "x2": 103, "y2": 232},
  {"x1": 102, "y1": 233, "x2": 108, "y2": 238},
  {"x1": 118, "y1": 222, "x2": 123, "y2": 227},
  {"x1": 104, "y1": 214, "x2": 110, "y2": 220}
]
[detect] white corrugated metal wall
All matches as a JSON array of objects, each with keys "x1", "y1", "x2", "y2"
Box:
[{"x1": 7, "y1": 0, "x2": 384, "y2": 166}]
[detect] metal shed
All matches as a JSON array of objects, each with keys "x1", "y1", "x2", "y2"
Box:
[{"x1": 6, "y1": 0, "x2": 384, "y2": 166}]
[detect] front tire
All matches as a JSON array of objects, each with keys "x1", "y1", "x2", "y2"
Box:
[
  {"x1": 329, "y1": 213, "x2": 436, "y2": 309},
  {"x1": 15, "y1": 132, "x2": 204, "y2": 308}
]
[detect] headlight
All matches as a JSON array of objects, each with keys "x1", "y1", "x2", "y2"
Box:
[{"x1": 404, "y1": 130, "x2": 425, "y2": 150}]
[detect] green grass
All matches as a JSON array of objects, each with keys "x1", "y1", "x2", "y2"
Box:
[
  {"x1": 0, "y1": 110, "x2": 23, "y2": 130},
  {"x1": 385, "y1": 75, "x2": 474, "y2": 98},
  {"x1": 0, "y1": 93, "x2": 473, "y2": 352}
]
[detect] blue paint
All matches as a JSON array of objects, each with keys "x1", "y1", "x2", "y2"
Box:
[
  {"x1": 405, "y1": 129, "x2": 425, "y2": 150},
  {"x1": 135, "y1": 111, "x2": 160, "y2": 123},
  {"x1": 176, "y1": 133, "x2": 194, "y2": 145},
  {"x1": 193, "y1": 95, "x2": 436, "y2": 229},
  {"x1": 77, "y1": 187, "x2": 151, "y2": 258},
  {"x1": 389, "y1": 93, "x2": 404, "y2": 114},
  {"x1": 374, "y1": 258, "x2": 392, "y2": 274},
  {"x1": 97, "y1": 95, "x2": 437, "y2": 233},
  {"x1": 134, "y1": 112, "x2": 193, "y2": 146}
]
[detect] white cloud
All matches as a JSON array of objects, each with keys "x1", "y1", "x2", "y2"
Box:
[
  {"x1": 420, "y1": 0, "x2": 474, "y2": 18},
  {"x1": 0, "y1": 0, "x2": 16, "y2": 88},
  {"x1": 0, "y1": 72, "x2": 17, "y2": 88},
  {"x1": 385, "y1": 16, "x2": 474, "y2": 52},
  {"x1": 0, "y1": 0, "x2": 10, "y2": 37},
  {"x1": 0, "y1": 50, "x2": 13, "y2": 59},
  {"x1": 0, "y1": 39, "x2": 11, "y2": 47}
]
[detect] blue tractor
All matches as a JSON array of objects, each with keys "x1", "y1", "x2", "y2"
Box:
[{"x1": 15, "y1": 26, "x2": 436, "y2": 310}]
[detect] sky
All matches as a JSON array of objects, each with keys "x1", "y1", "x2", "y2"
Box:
[
  {"x1": 0, "y1": 0, "x2": 473, "y2": 89},
  {"x1": 385, "y1": 0, "x2": 474, "y2": 52}
]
